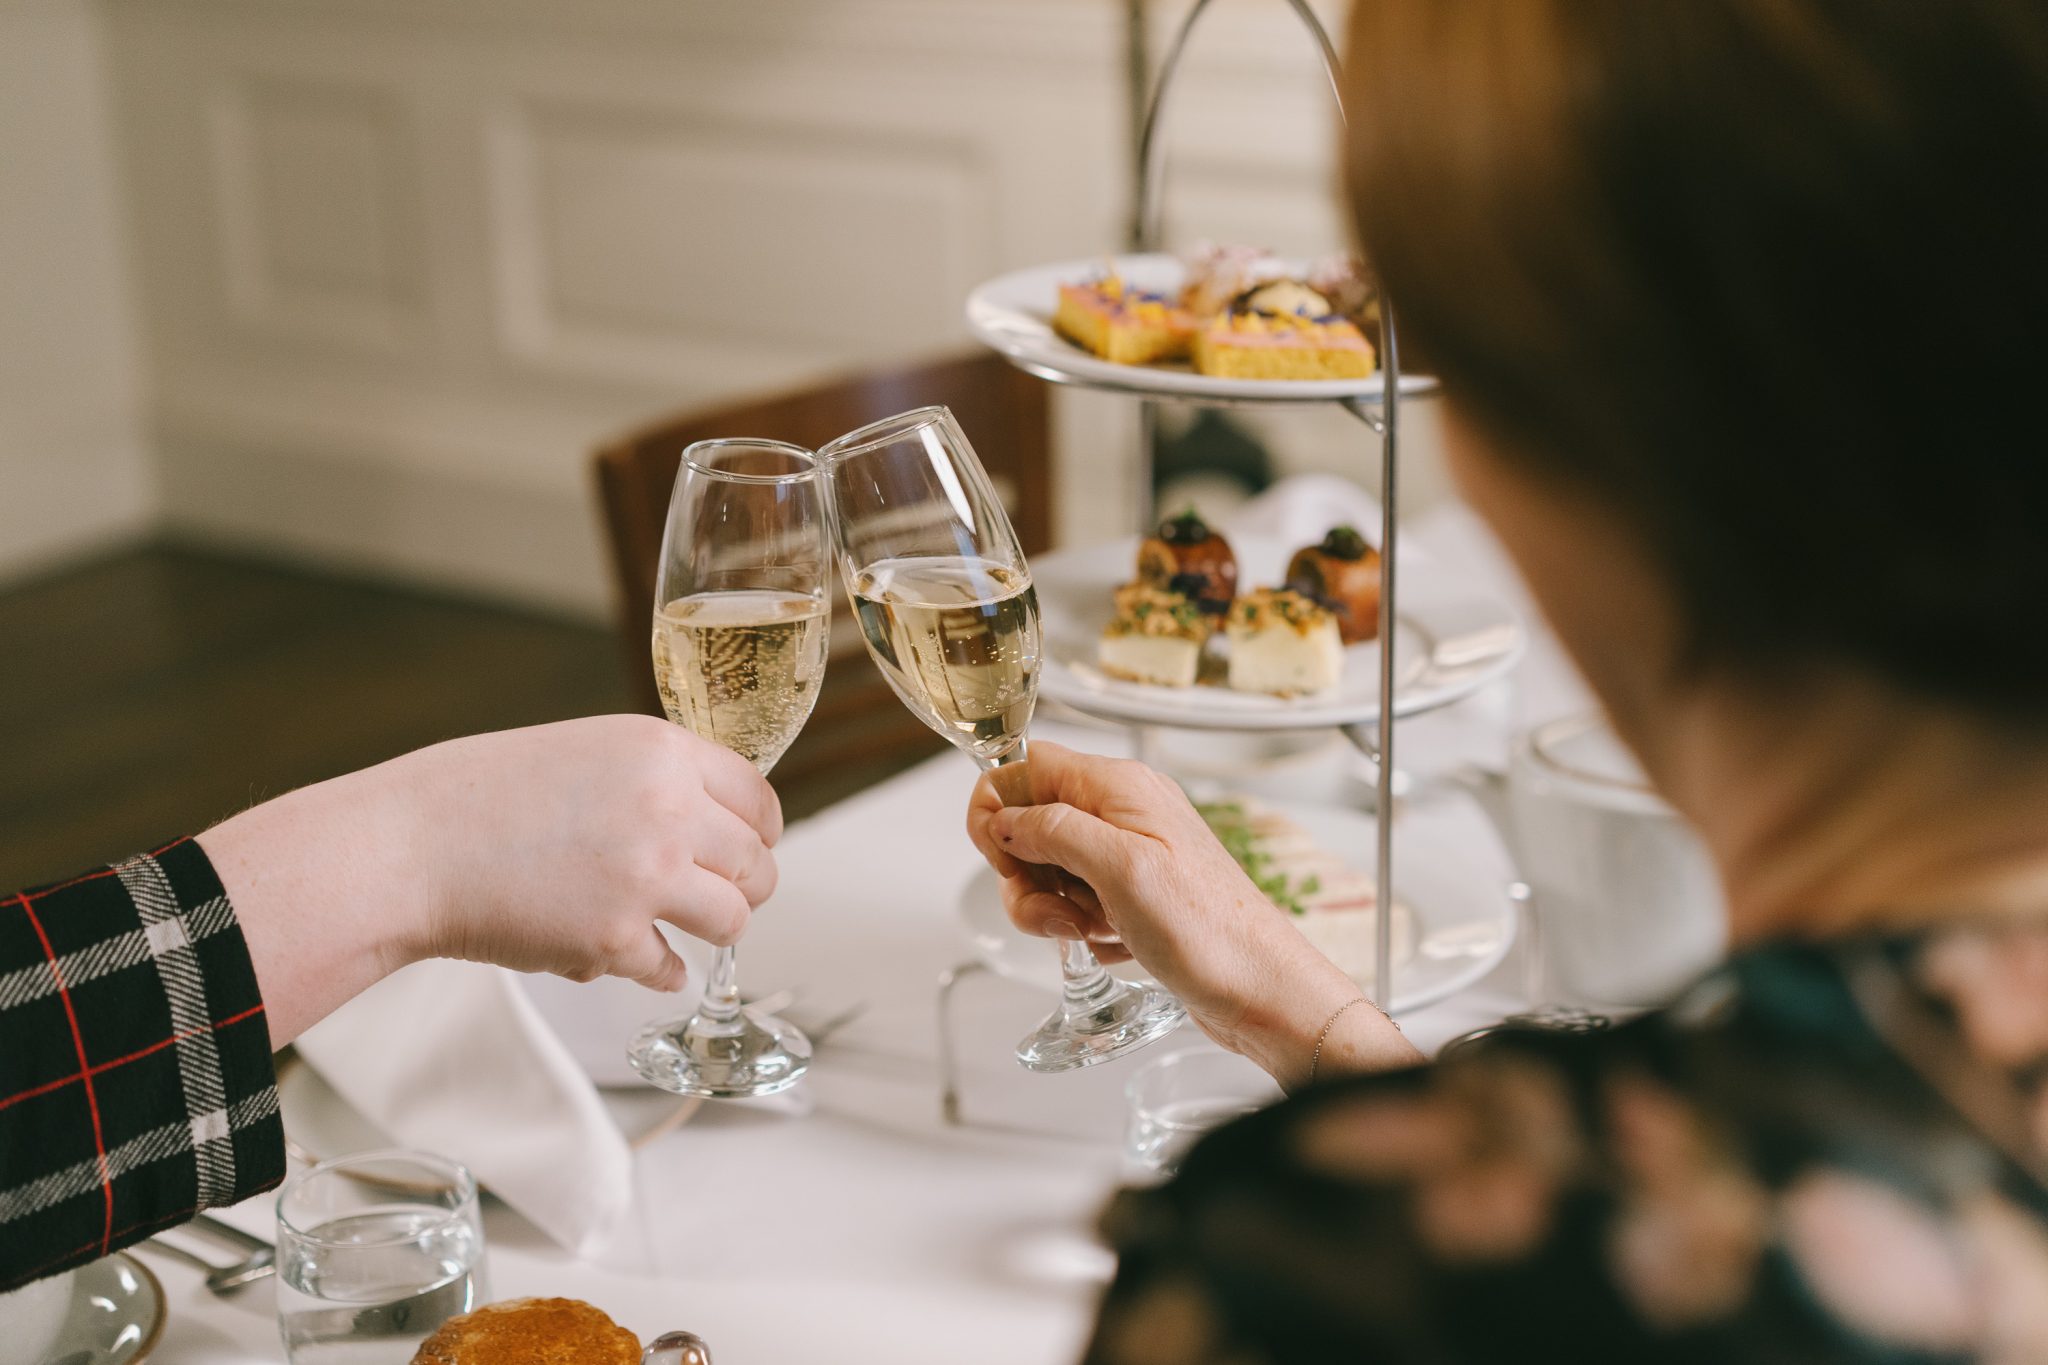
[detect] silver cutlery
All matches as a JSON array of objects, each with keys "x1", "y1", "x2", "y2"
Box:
[{"x1": 144, "y1": 1212, "x2": 276, "y2": 1294}]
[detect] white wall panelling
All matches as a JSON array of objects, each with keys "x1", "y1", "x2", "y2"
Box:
[
  {"x1": 94, "y1": 0, "x2": 1435, "y2": 615},
  {"x1": 484, "y1": 99, "x2": 991, "y2": 387},
  {"x1": 207, "y1": 74, "x2": 426, "y2": 355},
  {"x1": 0, "y1": 0, "x2": 153, "y2": 582}
]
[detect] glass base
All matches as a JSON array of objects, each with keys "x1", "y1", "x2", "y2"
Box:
[
  {"x1": 628, "y1": 1009, "x2": 813, "y2": 1099},
  {"x1": 1015, "y1": 981, "x2": 1186, "y2": 1073}
]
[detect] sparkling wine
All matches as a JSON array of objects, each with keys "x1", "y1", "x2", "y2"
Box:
[
  {"x1": 652, "y1": 589, "x2": 829, "y2": 772},
  {"x1": 850, "y1": 556, "x2": 1040, "y2": 765}
]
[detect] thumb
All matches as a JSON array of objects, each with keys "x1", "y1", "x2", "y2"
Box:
[
  {"x1": 624, "y1": 927, "x2": 691, "y2": 993},
  {"x1": 990, "y1": 802, "x2": 1133, "y2": 891}
]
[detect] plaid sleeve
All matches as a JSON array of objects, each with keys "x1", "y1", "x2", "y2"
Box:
[{"x1": 0, "y1": 838, "x2": 284, "y2": 1291}]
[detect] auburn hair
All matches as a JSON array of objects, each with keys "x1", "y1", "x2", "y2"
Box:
[{"x1": 1341, "y1": 0, "x2": 2048, "y2": 716}]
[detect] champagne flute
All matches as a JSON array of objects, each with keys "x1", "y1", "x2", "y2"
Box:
[
  {"x1": 819, "y1": 406, "x2": 1185, "y2": 1072},
  {"x1": 627, "y1": 439, "x2": 828, "y2": 1098}
]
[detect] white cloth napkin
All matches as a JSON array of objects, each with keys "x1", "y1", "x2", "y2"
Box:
[
  {"x1": 292, "y1": 959, "x2": 638, "y2": 1261},
  {"x1": 1223, "y1": 472, "x2": 1389, "y2": 549}
]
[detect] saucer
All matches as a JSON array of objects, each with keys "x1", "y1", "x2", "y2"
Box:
[{"x1": 35, "y1": 1253, "x2": 165, "y2": 1365}]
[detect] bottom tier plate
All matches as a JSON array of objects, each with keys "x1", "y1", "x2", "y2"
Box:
[{"x1": 954, "y1": 793, "x2": 1516, "y2": 1015}]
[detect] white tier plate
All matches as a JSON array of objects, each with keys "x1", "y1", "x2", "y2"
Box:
[
  {"x1": 1034, "y1": 533, "x2": 1523, "y2": 731},
  {"x1": 966, "y1": 253, "x2": 1440, "y2": 404},
  {"x1": 955, "y1": 796, "x2": 1515, "y2": 1015}
]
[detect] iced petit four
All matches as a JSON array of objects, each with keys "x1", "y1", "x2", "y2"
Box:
[
  {"x1": 1053, "y1": 275, "x2": 1197, "y2": 366},
  {"x1": 1194, "y1": 309, "x2": 1377, "y2": 382}
]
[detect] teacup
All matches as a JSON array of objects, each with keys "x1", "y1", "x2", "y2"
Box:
[
  {"x1": 0, "y1": 1268, "x2": 75, "y2": 1362},
  {"x1": 1501, "y1": 714, "x2": 1726, "y2": 1007}
]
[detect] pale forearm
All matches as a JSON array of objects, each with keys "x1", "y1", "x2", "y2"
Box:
[
  {"x1": 1224, "y1": 944, "x2": 1424, "y2": 1091},
  {"x1": 194, "y1": 717, "x2": 783, "y2": 1050},
  {"x1": 197, "y1": 760, "x2": 423, "y2": 1051}
]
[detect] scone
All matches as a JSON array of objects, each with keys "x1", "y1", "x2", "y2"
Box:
[
  {"x1": 1226, "y1": 589, "x2": 1343, "y2": 697},
  {"x1": 1053, "y1": 276, "x2": 1197, "y2": 366},
  {"x1": 1099, "y1": 583, "x2": 1205, "y2": 687},
  {"x1": 412, "y1": 1298, "x2": 639, "y2": 1365}
]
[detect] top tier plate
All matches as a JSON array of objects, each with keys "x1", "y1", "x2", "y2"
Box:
[{"x1": 966, "y1": 253, "x2": 1439, "y2": 405}]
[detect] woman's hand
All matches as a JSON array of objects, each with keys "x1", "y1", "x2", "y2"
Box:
[
  {"x1": 966, "y1": 742, "x2": 1420, "y2": 1088},
  {"x1": 203, "y1": 715, "x2": 781, "y2": 1047}
]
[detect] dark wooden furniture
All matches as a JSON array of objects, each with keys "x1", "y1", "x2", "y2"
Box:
[
  {"x1": 0, "y1": 546, "x2": 632, "y2": 891},
  {"x1": 592, "y1": 351, "x2": 1054, "y2": 816}
]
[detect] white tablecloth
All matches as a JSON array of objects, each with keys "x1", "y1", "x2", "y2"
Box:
[{"x1": 146, "y1": 505, "x2": 1575, "y2": 1363}]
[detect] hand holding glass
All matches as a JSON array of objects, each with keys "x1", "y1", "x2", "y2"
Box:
[
  {"x1": 820, "y1": 407, "x2": 1184, "y2": 1071},
  {"x1": 628, "y1": 439, "x2": 828, "y2": 1098}
]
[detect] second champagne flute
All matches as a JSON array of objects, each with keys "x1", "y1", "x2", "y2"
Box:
[
  {"x1": 627, "y1": 439, "x2": 827, "y2": 1099},
  {"x1": 819, "y1": 406, "x2": 1185, "y2": 1072}
]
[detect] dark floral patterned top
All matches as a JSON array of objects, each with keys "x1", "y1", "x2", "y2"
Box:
[{"x1": 1088, "y1": 927, "x2": 2048, "y2": 1365}]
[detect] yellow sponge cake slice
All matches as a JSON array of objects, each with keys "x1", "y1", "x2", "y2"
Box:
[
  {"x1": 1194, "y1": 310, "x2": 1376, "y2": 382},
  {"x1": 1054, "y1": 277, "x2": 1198, "y2": 367}
]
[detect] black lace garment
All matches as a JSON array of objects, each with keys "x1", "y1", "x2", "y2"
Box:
[{"x1": 1088, "y1": 932, "x2": 2048, "y2": 1364}]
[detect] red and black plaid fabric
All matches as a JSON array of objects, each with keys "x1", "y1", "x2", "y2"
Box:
[{"x1": 0, "y1": 838, "x2": 282, "y2": 1291}]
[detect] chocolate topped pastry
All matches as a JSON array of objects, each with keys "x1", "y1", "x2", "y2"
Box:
[
  {"x1": 1136, "y1": 510, "x2": 1238, "y2": 624},
  {"x1": 1285, "y1": 525, "x2": 1383, "y2": 644},
  {"x1": 412, "y1": 1298, "x2": 640, "y2": 1365}
]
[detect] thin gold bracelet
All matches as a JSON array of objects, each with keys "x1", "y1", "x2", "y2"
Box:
[{"x1": 1307, "y1": 995, "x2": 1396, "y2": 1086}]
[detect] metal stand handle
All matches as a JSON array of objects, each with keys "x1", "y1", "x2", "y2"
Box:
[
  {"x1": 1133, "y1": 0, "x2": 1404, "y2": 1013},
  {"x1": 937, "y1": 959, "x2": 991, "y2": 1124}
]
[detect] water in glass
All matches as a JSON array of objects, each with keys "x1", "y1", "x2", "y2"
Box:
[
  {"x1": 1123, "y1": 1048, "x2": 1283, "y2": 1178},
  {"x1": 279, "y1": 1205, "x2": 484, "y2": 1364}
]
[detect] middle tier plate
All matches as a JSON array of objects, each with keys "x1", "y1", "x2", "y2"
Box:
[{"x1": 1034, "y1": 533, "x2": 1523, "y2": 731}]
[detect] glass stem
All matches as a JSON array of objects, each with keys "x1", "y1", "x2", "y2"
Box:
[
  {"x1": 694, "y1": 945, "x2": 744, "y2": 1037},
  {"x1": 1058, "y1": 937, "x2": 1122, "y2": 1021},
  {"x1": 990, "y1": 739, "x2": 1126, "y2": 1027}
]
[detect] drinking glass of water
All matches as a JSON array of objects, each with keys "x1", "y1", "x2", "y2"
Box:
[
  {"x1": 1124, "y1": 1048, "x2": 1282, "y2": 1179},
  {"x1": 276, "y1": 1149, "x2": 487, "y2": 1364}
]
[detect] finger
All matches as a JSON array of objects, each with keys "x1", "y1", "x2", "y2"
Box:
[
  {"x1": 990, "y1": 801, "x2": 1133, "y2": 893},
  {"x1": 966, "y1": 772, "x2": 1024, "y2": 879},
  {"x1": 691, "y1": 740, "x2": 784, "y2": 846},
  {"x1": 688, "y1": 800, "x2": 778, "y2": 906},
  {"x1": 1088, "y1": 940, "x2": 1135, "y2": 966},
  {"x1": 1012, "y1": 740, "x2": 1120, "y2": 808},
  {"x1": 999, "y1": 877, "x2": 1114, "y2": 941},
  {"x1": 621, "y1": 927, "x2": 691, "y2": 993},
  {"x1": 1051, "y1": 871, "x2": 1102, "y2": 919},
  {"x1": 659, "y1": 867, "x2": 752, "y2": 947},
  {"x1": 1017, "y1": 743, "x2": 1191, "y2": 839},
  {"x1": 733, "y1": 841, "x2": 777, "y2": 909}
]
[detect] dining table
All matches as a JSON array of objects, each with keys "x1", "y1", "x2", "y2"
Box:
[{"x1": 140, "y1": 503, "x2": 1588, "y2": 1364}]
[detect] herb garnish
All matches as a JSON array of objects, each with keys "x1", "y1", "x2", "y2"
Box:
[{"x1": 1194, "y1": 799, "x2": 1322, "y2": 916}]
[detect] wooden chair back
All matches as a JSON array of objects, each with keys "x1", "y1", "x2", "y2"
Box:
[{"x1": 592, "y1": 350, "x2": 1052, "y2": 816}]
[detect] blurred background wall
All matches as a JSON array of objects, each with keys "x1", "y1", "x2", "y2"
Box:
[
  {"x1": 1, "y1": 0, "x2": 1446, "y2": 619},
  {"x1": 0, "y1": 0, "x2": 153, "y2": 580}
]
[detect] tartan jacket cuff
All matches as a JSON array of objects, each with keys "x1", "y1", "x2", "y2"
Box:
[{"x1": 0, "y1": 838, "x2": 284, "y2": 1291}]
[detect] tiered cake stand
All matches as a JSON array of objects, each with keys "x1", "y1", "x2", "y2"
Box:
[{"x1": 940, "y1": 0, "x2": 1524, "y2": 1119}]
